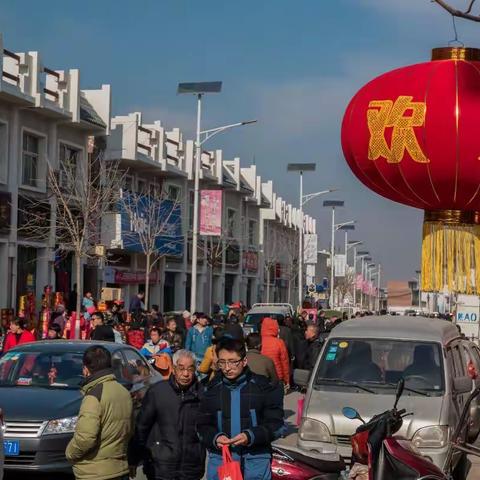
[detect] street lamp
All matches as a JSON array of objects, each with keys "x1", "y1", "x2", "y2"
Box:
[
  {"x1": 348, "y1": 240, "x2": 362, "y2": 307},
  {"x1": 287, "y1": 163, "x2": 334, "y2": 308},
  {"x1": 323, "y1": 200, "x2": 344, "y2": 309},
  {"x1": 178, "y1": 81, "x2": 257, "y2": 313}
]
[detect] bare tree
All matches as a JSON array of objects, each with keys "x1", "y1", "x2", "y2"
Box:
[
  {"x1": 19, "y1": 139, "x2": 122, "y2": 338},
  {"x1": 263, "y1": 227, "x2": 283, "y2": 303},
  {"x1": 120, "y1": 189, "x2": 183, "y2": 310},
  {"x1": 433, "y1": 0, "x2": 480, "y2": 22},
  {"x1": 278, "y1": 231, "x2": 299, "y2": 305}
]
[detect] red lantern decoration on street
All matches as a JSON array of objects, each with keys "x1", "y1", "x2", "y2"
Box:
[{"x1": 342, "y1": 47, "x2": 480, "y2": 294}]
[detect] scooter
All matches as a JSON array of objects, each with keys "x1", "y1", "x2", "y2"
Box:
[
  {"x1": 271, "y1": 444, "x2": 345, "y2": 480},
  {"x1": 342, "y1": 378, "x2": 480, "y2": 479}
]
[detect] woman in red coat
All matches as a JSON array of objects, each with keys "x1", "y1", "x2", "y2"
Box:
[
  {"x1": 3, "y1": 318, "x2": 36, "y2": 353},
  {"x1": 260, "y1": 317, "x2": 290, "y2": 386}
]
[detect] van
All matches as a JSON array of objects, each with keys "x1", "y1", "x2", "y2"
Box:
[{"x1": 295, "y1": 316, "x2": 478, "y2": 475}]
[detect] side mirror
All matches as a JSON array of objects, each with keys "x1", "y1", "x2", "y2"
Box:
[
  {"x1": 342, "y1": 406, "x2": 366, "y2": 424},
  {"x1": 453, "y1": 376, "x2": 473, "y2": 395},
  {"x1": 293, "y1": 369, "x2": 311, "y2": 388}
]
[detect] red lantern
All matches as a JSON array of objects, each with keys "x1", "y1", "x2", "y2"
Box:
[{"x1": 342, "y1": 47, "x2": 480, "y2": 294}]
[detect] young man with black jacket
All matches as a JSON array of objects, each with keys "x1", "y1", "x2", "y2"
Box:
[
  {"x1": 196, "y1": 337, "x2": 285, "y2": 480},
  {"x1": 128, "y1": 349, "x2": 205, "y2": 480}
]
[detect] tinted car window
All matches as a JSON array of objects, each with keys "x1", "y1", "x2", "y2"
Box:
[
  {"x1": 122, "y1": 349, "x2": 150, "y2": 382},
  {"x1": 0, "y1": 350, "x2": 84, "y2": 388},
  {"x1": 315, "y1": 338, "x2": 444, "y2": 395}
]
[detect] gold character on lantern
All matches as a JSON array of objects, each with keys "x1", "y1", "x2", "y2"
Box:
[{"x1": 367, "y1": 96, "x2": 429, "y2": 164}]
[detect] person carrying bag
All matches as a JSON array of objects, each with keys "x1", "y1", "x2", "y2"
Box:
[{"x1": 218, "y1": 445, "x2": 243, "y2": 480}]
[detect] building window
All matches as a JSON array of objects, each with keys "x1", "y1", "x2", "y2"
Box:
[
  {"x1": 149, "y1": 181, "x2": 160, "y2": 198},
  {"x1": 123, "y1": 175, "x2": 134, "y2": 192},
  {"x1": 248, "y1": 219, "x2": 257, "y2": 245},
  {"x1": 227, "y1": 208, "x2": 236, "y2": 237},
  {"x1": 188, "y1": 190, "x2": 194, "y2": 230},
  {"x1": 22, "y1": 133, "x2": 40, "y2": 187},
  {"x1": 137, "y1": 178, "x2": 147, "y2": 194},
  {"x1": 167, "y1": 185, "x2": 181, "y2": 201},
  {"x1": 59, "y1": 143, "x2": 80, "y2": 188}
]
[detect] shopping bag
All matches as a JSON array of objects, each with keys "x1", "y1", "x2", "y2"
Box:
[
  {"x1": 296, "y1": 396, "x2": 305, "y2": 426},
  {"x1": 217, "y1": 445, "x2": 243, "y2": 480}
]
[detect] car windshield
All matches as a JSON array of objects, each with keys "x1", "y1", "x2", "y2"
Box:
[
  {"x1": 0, "y1": 350, "x2": 84, "y2": 389},
  {"x1": 245, "y1": 313, "x2": 285, "y2": 325},
  {"x1": 315, "y1": 338, "x2": 444, "y2": 396}
]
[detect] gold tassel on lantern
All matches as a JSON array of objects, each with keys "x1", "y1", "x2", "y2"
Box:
[{"x1": 421, "y1": 210, "x2": 480, "y2": 295}]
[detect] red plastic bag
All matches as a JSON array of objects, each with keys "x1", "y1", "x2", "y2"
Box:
[{"x1": 217, "y1": 445, "x2": 243, "y2": 480}]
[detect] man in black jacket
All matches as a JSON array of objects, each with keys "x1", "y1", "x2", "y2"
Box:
[
  {"x1": 301, "y1": 324, "x2": 324, "y2": 370},
  {"x1": 196, "y1": 337, "x2": 285, "y2": 480},
  {"x1": 129, "y1": 349, "x2": 205, "y2": 480}
]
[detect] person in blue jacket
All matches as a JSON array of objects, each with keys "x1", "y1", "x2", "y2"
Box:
[
  {"x1": 196, "y1": 337, "x2": 285, "y2": 480},
  {"x1": 185, "y1": 313, "x2": 213, "y2": 364}
]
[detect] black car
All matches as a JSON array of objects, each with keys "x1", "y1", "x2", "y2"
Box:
[{"x1": 0, "y1": 340, "x2": 160, "y2": 474}]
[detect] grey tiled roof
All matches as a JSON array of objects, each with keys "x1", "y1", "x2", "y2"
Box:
[{"x1": 80, "y1": 93, "x2": 106, "y2": 129}]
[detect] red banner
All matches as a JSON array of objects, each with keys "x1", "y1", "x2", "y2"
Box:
[{"x1": 200, "y1": 190, "x2": 222, "y2": 236}]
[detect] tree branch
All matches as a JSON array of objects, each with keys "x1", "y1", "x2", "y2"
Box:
[{"x1": 433, "y1": 0, "x2": 480, "y2": 22}]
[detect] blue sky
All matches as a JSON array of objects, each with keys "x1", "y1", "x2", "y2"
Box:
[{"x1": 1, "y1": 0, "x2": 478, "y2": 282}]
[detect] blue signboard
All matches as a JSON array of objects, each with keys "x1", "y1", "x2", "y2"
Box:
[{"x1": 120, "y1": 193, "x2": 183, "y2": 257}]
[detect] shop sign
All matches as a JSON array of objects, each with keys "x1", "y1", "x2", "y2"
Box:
[
  {"x1": 120, "y1": 192, "x2": 183, "y2": 257},
  {"x1": 105, "y1": 267, "x2": 159, "y2": 285}
]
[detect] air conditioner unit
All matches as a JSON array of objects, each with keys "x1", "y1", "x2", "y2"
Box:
[{"x1": 101, "y1": 287, "x2": 122, "y2": 301}]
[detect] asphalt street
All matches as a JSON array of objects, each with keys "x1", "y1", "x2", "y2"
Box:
[{"x1": 4, "y1": 390, "x2": 479, "y2": 479}]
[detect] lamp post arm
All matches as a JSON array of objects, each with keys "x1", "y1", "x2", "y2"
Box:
[
  {"x1": 200, "y1": 120, "x2": 257, "y2": 146},
  {"x1": 302, "y1": 189, "x2": 336, "y2": 206}
]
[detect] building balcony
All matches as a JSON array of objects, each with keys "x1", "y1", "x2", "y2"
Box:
[
  {"x1": 0, "y1": 33, "x2": 106, "y2": 129},
  {"x1": 107, "y1": 112, "x2": 187, "y2": 177}
]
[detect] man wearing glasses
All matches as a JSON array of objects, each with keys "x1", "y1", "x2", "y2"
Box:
[
  {"x1": 128, "y1": 349, "x2": 205, "y2": 480},
  {"x1": 197, "y1": 337, "x2": 285, "y2": 480}
]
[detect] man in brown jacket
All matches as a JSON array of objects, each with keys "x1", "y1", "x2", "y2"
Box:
[{"x1": 246, "y1": 333, "x2": 278, "y2": 383}]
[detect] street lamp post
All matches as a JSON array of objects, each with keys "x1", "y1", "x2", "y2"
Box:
[
  {"x1": 178, "y1": 81, "x2": 256, "y2": 313},
  {"x1": 348, "y1": 241, "x2": 362, "y2": 307},
  {"x1": 323, "y1": 200, "x2": 344, "y2": 309},
  {"x1": 287, "y1": 163, "x2": 335, "y2": 308},
  {"x1": 358, "y1": 254, "x2": 371, "y2": 310}
]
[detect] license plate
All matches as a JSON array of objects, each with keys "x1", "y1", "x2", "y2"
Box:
[{"x1": 4, "y1": 440, "x2": 20, "y2": 456}]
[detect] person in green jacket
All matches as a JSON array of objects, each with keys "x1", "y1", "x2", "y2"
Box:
[{"x1": 66, "y1": 346, "x2": 133, "y2": 480}]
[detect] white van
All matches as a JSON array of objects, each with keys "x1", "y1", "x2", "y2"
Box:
[{"x1": 295, "y1": 316, "x2": 478, "y2": 476}]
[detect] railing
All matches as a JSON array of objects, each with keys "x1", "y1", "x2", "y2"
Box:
[
  {"x1": 138, "y1": 125, "x2": 152, "y2": 135},
  {"x1": 166, "y1": 137, "x2": 179, "y2": 147},
  {"x1": 137, "y1": 142, "x2": 152, "y2": 154},
  {"x1": 43, "y1": 67, "x2": 60, "y2": 101},
  {"x1": 2, "y1": 48, "x2": 20, "y2": 84}
]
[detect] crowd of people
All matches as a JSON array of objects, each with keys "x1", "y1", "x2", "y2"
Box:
[{"x1": 0, "y1": 290, "x2": 358, "y2": 480}]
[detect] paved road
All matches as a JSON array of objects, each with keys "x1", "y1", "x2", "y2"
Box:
[{"x1": 4, "y1": 390, "x2": 478, "y2": 479}]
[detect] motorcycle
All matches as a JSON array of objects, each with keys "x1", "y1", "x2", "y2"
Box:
[
  {"x1": 271, "y1": 444, "x2": 345, "y2": 480},
  {"x1": 342, "y1": 378, "x2": 480, "y2": 479}
]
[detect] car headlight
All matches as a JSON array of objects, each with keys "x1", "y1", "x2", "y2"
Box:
[
  {"x1": 43, "y1": 416, "x2": 78, "y2": 435},
  {"x1": 412, "y1": 425, "x2": 449, "y2": 449},
  {"x1": 299, "y1": 418, "x2": 331, "y2": 442}
]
